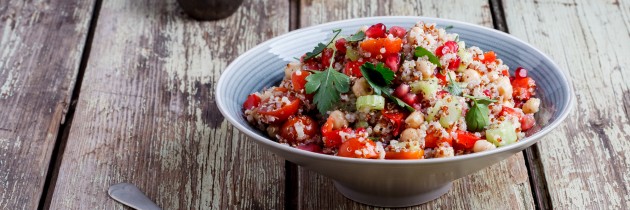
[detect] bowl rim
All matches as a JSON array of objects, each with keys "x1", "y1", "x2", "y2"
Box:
[{"x1": 216, "y1": 16, "x2": 574, "y2": 165}]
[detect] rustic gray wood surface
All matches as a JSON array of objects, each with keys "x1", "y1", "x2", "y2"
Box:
[
  {"x1": 48, "y1": 0, "x2": 289, "y2": 209},
  {"x1": 0, "y1": 0, "x2": 95, "y2": 209},
  {"x1": 296, "y1": 0, "x2": 534, "y2": 209},
  {"x1": 1, "y1": 0, "x2": 628, "y2": 209},
  {"x1": 504, "y1": 0, "x2": 630, "y2": 208}
]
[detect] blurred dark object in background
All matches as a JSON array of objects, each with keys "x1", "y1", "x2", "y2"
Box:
[{"x1": 177, "y1": 0, "x2": 243, "y2": 20}]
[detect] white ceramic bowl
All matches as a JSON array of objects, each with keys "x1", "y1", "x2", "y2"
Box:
[{"x1": 216, "y1": 16, "x2": 573, "y2": 207}]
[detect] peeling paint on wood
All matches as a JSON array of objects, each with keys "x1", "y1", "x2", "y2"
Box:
[
  {"x1": 297, "y1": 0, "x2": 534, "y2": 209},
  {"x1": 504, "y1": 0, "x2": 630, "y2": 208},
  {"x1": 0, "y1": 0, "x2": 95, "y2": 209},
  {"x1": 48, "y1": 0, "x2": 289, "y2": 209}
]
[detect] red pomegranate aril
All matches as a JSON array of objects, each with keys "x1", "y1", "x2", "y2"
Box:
[
  {"x1": 321, "y1": 48, "x2": 334, "y2": 67},
  {"x1": 394, "y1": 84, "x2": 410, "y2": 98},
  {"x1": 515, "y1": 67, "x2": 528, "y2": 78},
  {"x1": 436, "y1": 41, "x2": 459, "y2": 57},
  {"x1": 402, "y1": 93, "x2": 418, "y2": 105},
  {"x1": 448, "y1": 56, "x2": 461, "y2": 70},
  {"x1": 389, "y1": 26, "x2": 407, "y2": 38},
  {"x1": 412, "y1": 103, "x2": 422, "y2": 110},
  {"x1": 385, "y1": 54, "x2": 400, "y2": 72},
  {"x1": 365, "y1": 23, "x2": 387, "y2": 38},
  {"x1": 520, "y1": 114, "x2": 536, "y2": 131},
  {"x1": 335, "y1": 38, "x2": 347, "y2": 54}
]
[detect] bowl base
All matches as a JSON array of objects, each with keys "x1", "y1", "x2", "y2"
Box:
[{"x1": 333, "y1": 181, "x2": 452, "y2": 207}]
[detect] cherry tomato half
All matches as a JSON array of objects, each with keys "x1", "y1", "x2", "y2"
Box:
[
  {"x1": 337, "y1": 137, "x2": 378, "y2": 159},
  {"x1": 280, "y1": 115, "x2": 319, "y2": 145},
  {"x1": 258, "y1": 98, "x2": 301, "y2": 123}
]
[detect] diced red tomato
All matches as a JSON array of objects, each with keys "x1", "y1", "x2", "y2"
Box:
[
  {"x1": 297, "y1": 143, "x2": 323, "y2": 153},
  {"x1": 321, "y1": 48, "x2": 334, "y2": 68},
  {"x1": 337, "y1": 137, "x2": 378, "y2": 158},
  {"x1": 344, "y1": 60, "x2": 366, "y2": 77},
  {"x1": 258, "y1": 98, "x2": 301, "y2": 123},
  {"x1": 448, "y1": 55, "x2": 461, "y2": 70},
  {"x1": 425, "y1": 128, "x2": 453, "y2": 148},
  {"x1": 359, "y1": 38, "x2": 402, "y2": 58},
  {"x1": 243, "y1": 94, "x2": 261, "y2": 110},
  {"x1": 291, "y1": 70, "x2": 310, "y2": 92},
  {"x1": 511, "y1": 77, "x2": 536, "y2": 100},
  {"x1": 388, "y1": 26, "x2": 407, "y2": 38},
  {"x1": 381, "y1": 108, "x2": 407, "y2": 136},
  {"x1": 482, "y1": 51, "x2": 496, "y2": 63},
  {"x1": 453, "y1": 130, "x2": 480, "y2": 150},
  {"x1": 385, "y1": 150, "x2": 423, "y2": 159},
  {"x1": 500, "y1": 106, "x2": 522, "y2": 119},
  {"x1": 322, "y1": 117, "x2": 342, "y2": 148},
  {"x1": 436, "y1": 71, "x2": 448, "y2": 85},
  {"x1": 280, "y1": 115, "x2": 319, "y2": 145}
]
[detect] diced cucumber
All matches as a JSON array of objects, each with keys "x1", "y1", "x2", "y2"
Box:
[
  {"x1": 345, "y1": 47, "x2": 360, "y2": 61},
  {"x1": 355, "y1": 121, "x2": 369, "y2": 129},
  {"x1": 426, "y1": 96, "x2": 462, "y2": 129},
  {"x1": 485, "y1": 121, "x2": 519, "y2": 147},
  {"x1": 411, "y1": 78, "x2": 439, "y2": 97},
  {"x1": 356, "y1": 95, "x2": 385, "y2": 111}
]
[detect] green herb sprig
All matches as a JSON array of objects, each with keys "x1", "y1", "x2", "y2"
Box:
[
  {"x1": 414, "y1": 46, "x2": 442, "y2": 68},
  {"x1": 305, "y1": 49, "x2": 350, "y2": 115},
  {"x1": 360, "y1": 62, "x2": 415, "y2": 112},
  {"x1": 304, "y1": 29, "x2": 342, "y2": 61},
  {"x1": 346, "y1": 31, "x2": 366, "y2": 42},
  {"x1": 464, "y1": 95, "x2": 497, "y2": 131},
  {"x1": 446, "y1": 73, "x2": 463, "y2": 96}
]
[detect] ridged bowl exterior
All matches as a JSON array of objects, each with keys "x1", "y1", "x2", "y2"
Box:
[{"x1": 216, "y1": 16, "x2": 573, "y2": 206}]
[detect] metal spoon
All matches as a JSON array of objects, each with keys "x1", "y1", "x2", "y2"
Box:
[{"x1": 108, "y1": 183, "x2": 161, "y2": 210}]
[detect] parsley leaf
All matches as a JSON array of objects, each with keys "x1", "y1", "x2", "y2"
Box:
[
  {"x1": 304, "y1": 50, "x2": 350, "y2": 115},
  {"x1": 444, "y1": 25, "x2": 454, "y2": 30},
  {"x1": 304, "y1": 29, "x2": 342, "y2": 61},
  {"x1": 464, "y1": 95, "x2": 497, "y2": 131},
  {"x1": 414, "y1": 46, "x2": 442, "y2": 68},
  {"x1": 360, "y1": 62, "x2": 415, "y2": 112},
  {"x1": 446, "y1": 73, "x2": 462, "y2": 96},
  {"x1": 360, "y1": 62, "x2": 394, "y2": 95},
  {"x1": 346, "y1": 31, "x2": 365, "y2": 42}
]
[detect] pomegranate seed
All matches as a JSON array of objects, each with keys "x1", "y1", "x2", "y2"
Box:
[
  {"x1": 412, "y1": 103, "x2": 422, "y2": 110},
  {"x1": 365, "y1": 23, "x2": 387, "y2": 38},
  {"x1": 483, "y1": 89, "x2": 491, "y2": 97},
  {"x1": 321, "y1": 48, "x2": 334, "y2": 67},
  {"x1": 520, "y1": 114, "x2": 536, "y2": 131},
  {"x1": 402, "y1": 93, "x2": 417, "y2": 105},
  {"x1": 385, "y1": 54, "x2": 400, "y2": 72},
  {"x1": 436, "y1": 41, "x2": 459, "y2": 57},
  {"x1": 389, "y1": 26, "x2": 407, "y2": 38},
  {"x1": 448, "y1": 56, "x2": 461, "y2": 70},
  {"x1": 394, "y1": 84, "x2": 410, "y2": 98},
  {"x1": 515, "y1": 67, "x2": 528, "y2": 78},
  {"x1": 335, "y1": 38, "x2": 347, "y2": 54}
]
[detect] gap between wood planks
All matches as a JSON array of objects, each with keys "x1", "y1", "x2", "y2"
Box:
[
  {"x1": 488, "y1": 0, "x2": 552, "y2": 209},
  {"x1": 38, "y1": 0, "x2": 104, "y2": 209},
  {"x1": 286, "y1": 1, "x2": 301, "y2": 209}
]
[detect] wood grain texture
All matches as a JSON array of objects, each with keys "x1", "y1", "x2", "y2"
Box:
[
  {"x1": 0, "y1": 0, "x2": 95, "y2": 209},
  {"x1": 48, "y1": 0, "x2": 289, "y2": 209},
  {"x1": 504, "y1": 0, "x2": 630, "y2": 208},
  {"x1": 297, "y1": 0, "x2": 534, "y2": 209}
]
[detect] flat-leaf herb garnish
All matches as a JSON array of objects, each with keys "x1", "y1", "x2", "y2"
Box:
[
  {"x1": 444, "y1": 25, "x2": 454, "y2": 30},
  {"x1": 305, "y1": 49, "x2": 350, "y2": 115},
  {"x1": 414, "y1": 46, "x2": 442, "y2": 68},
  {"x1": 446, "y1": 73, "x2": 463, "y2": 96},
  {"x1": 346, "y1": 31, "x2": 366, "y2": 42},
  {"x1": 360, "y1": 62, "x2": 415, "y2": 112},
  {"x1": 464, "y1": 95, "x2": 497, "y2": 132},
  {"x1": 304, "y1": 29, "x2": 342, "y2": 61}
]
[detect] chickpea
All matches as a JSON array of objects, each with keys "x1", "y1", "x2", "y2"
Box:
[
  {"x1": 487, "y1": 71, "x2": 500, "y2": 82},
  {"x1": 407, "y1": 27, "x2": 422, "y2": 44},
  {"x1": 415, "y1": 60, "x2": 434, "y2": 79},
  {"x1": 405, "y1": 111, "x2": 425, "y2": 129},
  {"x1": 462, "y1": 69, "x2": 481, "y2": 83},
  {"x1": 352, "y1": 78, "x2": 373, "y2": 97},
  {"x1": 472, "y1": 140, "x2": 496, "y2": 153},
  {"x1": 266, "y1": 124, "x2": 280, "y2": 138},
  {"x1": 434, "y1": 143, "x2": 455, "y2": 158},
  {"x1": 522, "y1": 98, "x2": 541, "y2": 114},
  {"x1": 496, "y1": 77, "x2": 513, "y2": 99},
  {"x1": 284, "y1": 61, "x2": 301, "y2": 79},
  {"x1": 400, "y1": 128, "x2": 422, "y2": 142},
  {"x1": 329, "y1": 110, "x2": 348, "y2": 129}
]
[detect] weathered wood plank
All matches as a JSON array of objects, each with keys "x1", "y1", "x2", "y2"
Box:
[
  {"x1": 0, "y1": 0, "x2": 95, "y2": 209},
  {"x1": 503, "y1": 0, "x2": 630, "y2": 208},
  {"x1": 297, "y1": 0, "x2": 534, "y2": 209},
  {"x1": 48, "y1": 0, "x2": 289, "y2": 209}
]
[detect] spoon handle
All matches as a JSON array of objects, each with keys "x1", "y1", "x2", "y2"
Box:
[{"x1": 108, "y1": 183, "x2": 161, "y2": 210}]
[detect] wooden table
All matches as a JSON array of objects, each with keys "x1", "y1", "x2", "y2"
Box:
[{"x1": 1, "y1": 0, "x2": 628, "y2": 209}]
